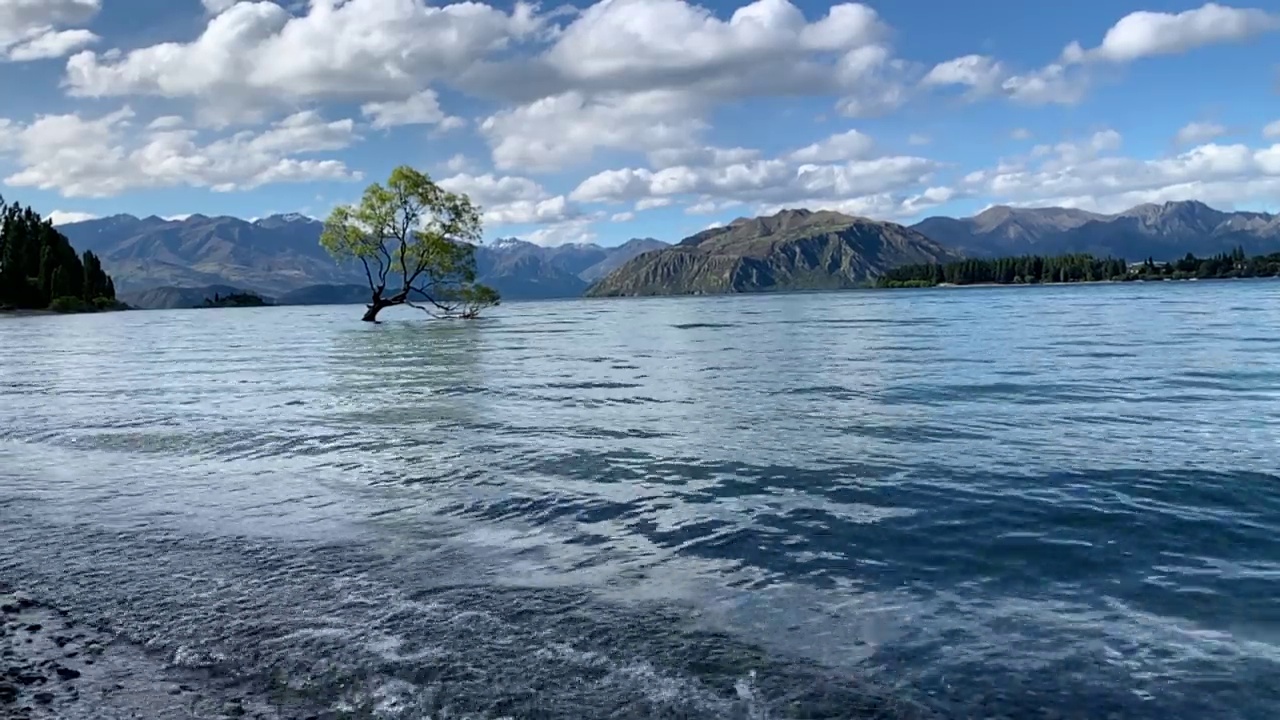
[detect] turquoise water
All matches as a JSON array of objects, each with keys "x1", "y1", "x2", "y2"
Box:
[{"x1": 2, "y1": 281, "x2": 1279, "y2": 718}]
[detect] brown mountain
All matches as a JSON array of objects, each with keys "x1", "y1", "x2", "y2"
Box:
[{"x1": 586, "y1": 209, "x2": 960, "y2": 297}]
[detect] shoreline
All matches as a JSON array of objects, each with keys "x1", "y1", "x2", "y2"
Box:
[{"x1": 1, "y1": 587, "x2": 288, "y2": 720}]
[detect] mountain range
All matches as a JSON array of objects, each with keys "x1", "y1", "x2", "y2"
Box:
[
  {"x1": 913, "y1": 200, "x2": 1280, "y2": 259},
  {"x1": 54, "y1": 200, "x2": 1280, "y2": 307},
  {"x1": 57, "y1": 213, "x2": 667, "y2": 308},
  {"x1": 587, "y1": 209, "x2": 957, "y2": 296}
]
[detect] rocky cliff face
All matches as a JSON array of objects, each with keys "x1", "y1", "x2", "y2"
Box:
[{"x1": 586, "y1": 209, "x2": 960, "y2": 297}]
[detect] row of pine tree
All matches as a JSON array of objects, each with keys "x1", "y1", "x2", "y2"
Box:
[
  {"x1": 0, "y1": 195, "x2": 118, "y2": 311},
  {"x1": 879, "y1": 249, "x2": 1280, "y2": 288}
]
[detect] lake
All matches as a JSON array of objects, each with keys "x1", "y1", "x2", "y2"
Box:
[{"x1": 2, "y1": 281, "x2": 1279, "y2": 719}]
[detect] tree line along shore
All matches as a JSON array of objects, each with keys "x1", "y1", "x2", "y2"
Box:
[
  {"x1": 0, "y1": 196, "x2": 122, "y2": 314},
  {"x1": 876, "y1": 249, "x2": 1280, "y2": 288}
]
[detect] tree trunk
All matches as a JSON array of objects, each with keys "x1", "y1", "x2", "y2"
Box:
[{"x1": 362, "y1": 290, "x2": 390, "y2": 323}]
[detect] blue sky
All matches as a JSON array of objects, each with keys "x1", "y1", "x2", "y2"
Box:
[{"x1": 0, "y1": 0, "x2": 1278, "y2": 246}]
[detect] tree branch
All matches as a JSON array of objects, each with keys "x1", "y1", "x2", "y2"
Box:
[{"x1": 358, "y1": 257, "x2": 377, "y2": 293}]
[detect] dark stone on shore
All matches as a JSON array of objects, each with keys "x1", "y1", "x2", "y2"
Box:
[
  {"x1": 54, "y1": 665, "x2": 80, "y2": 681},
  {"x1": 0, "y1": 604, "x2": 17, "y2": 615},
  {"x1": 33, "y1": 691, "x2": 53, "y2": 704},
  {"x1": 0, "y1": 681, "x2": 17, "y2": 702},
  {"x1": 83, "y1": 659, "x2": 94, "y2": 665},
  {"x1": 15, "y1": 673, "x2": 45, "y2": 686},
  {"x1": 23, "y1": 625, "x2": 41, "y2": 633},
  {"x1": 52, "y1": 636, "x2": 70, "y2": 647}
]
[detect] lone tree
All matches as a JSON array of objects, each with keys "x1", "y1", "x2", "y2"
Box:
[{"x1": 320, "y1": 166, "x2": 500, "y2": 323}]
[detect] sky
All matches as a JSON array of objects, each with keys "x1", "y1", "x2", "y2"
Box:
[{"x1": 0, "y1": 0, "x2": 1278, "y2": 247}]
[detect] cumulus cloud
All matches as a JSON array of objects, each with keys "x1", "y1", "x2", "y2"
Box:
[
  {"x1": 540, "y1": 0, "x2": 888, "y2": 98},
  {"x1": 360, "y1": 90, "x2": 464, "y2": 130},
  {"x1": 1175, "y1": 121, "x2": 1227, "y2": 145},
  {"x1": 961, "y1": 132, "x2": 1280, "y2": 213},
  {"x1": 471, "y1": 0, "x2": 921, "y2": 171},
  {"x1": 0, "y1": 0, "x2": 100, "y2": 61},
  {"x1": 525, "y1": 217, "x2": 597, "y2": 246},
  {"x1": 479, "y1": 90, "x2": 707, "y2": 171},
  {"x1": 787, "y1": 129, "x2": 874, "y2": 163},
  {"x1": 917, "y1": 4, "x2": 1277, "y2": 108},
  {"x1": 0, "y1": 107, "x2": 360, "y2": 197},
  {"x1": 569, "y1": 129, "x2": 942, "y2": 220},
  {"x1": 437, "y1": 172, "x2": 578, "y2": 225},
  {"x1": 921, "y1": 54, "x2": 1004, "y2": 95},
  {"x1": 1264, "y1": 120, "x2": 1280, "y2": 139},
  {"x1": 1085, "y1": 3, "x2": 1280, "y2": 63},
  {"x1": 64, "y1": 0, "x2": 541, "y2": 111}
]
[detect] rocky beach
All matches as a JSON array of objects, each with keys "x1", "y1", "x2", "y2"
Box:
[{"x1": 0, "y1": 586, "x2": 312, "y2": 720}]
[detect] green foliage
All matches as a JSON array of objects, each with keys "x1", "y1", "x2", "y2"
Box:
[
  {"x1": 876, "y1": 249, "x2": 1280, "y2": 288},
  {"x1": 0, "y1": 194, "x2": 119, "y2": 312},
  {"x1": 879, "y1": 254, "x2": 1131, "y2": 287},
  {"x1": 203, "y1": 291, "x2": 268, "y2": 308},
  {"x1": 320, "y1": 165, "x2": 499, "y2": 322},
  {"x1": 49, "y1": 296, "x2": 89, "y2": 313}
]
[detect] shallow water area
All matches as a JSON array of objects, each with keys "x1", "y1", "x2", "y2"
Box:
[{"x1": 2, "y1": 282, "x2": 1279, "y2": 718}]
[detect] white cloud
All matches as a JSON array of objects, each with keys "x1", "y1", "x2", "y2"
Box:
[
  {"x1": 1175, "y1": 121, "x2": 1227, "y2": 145},
  {"x1": 479, "y1": 90, "x2": 706, "y2": 171},
  {"x1": 907, "y1": 133, "x2": 930, "y2": 146},
  {"x1": 63, "y1": 0, "x2": 541, "y2": 112},
  {"x1": 1001, "y1": 61, "x2": 1089, "y2": 105},
  {"x1": 1010, "y1": 128, "x2": 1032, "y2": 141},
  {"x1": 542, "y1": 0, "x2": 888, "y2": 100},
  {"x1": 648, "y1": 145, "x2": 760, "y2": 170},
  {"x1": 438, "y1": 172, "x2": 578, "y2": 225},
  {"x1": 525, "y1": 217, "x2": 597, "y2": 246},
  {"x1": 635, "y1": 197, "x2": 672, "y2": 211},
  {"x1": 47, "y1": 210, "x2": 98, "y2": 225},
  {"x1": 921, "y1": 54, "x2": 1004, "y2": 94},
  {"x1": 360, "y1": 90, "x2": 464, "y2": 130},
  {"x1": 610, "y1": 211, "x2": 634, "y2": 222},
  {"x1": 0, "y1": 107, "x2": 360, "y2": 197},
  {"x1": 961, "y1": 134, "x2": 1280, "y2": 214},
  {"x1": 788, "y1": 129, "x2": 874, "y2": 163},
  {"x1": 0, "y1": 0, "x2": 100, "y2": 61},
  {"x1": 1264, "y1": 120, "x2": 1280, "y2": 139},
  {"x1": 1086, "y1": 3, "x2": 1280, "y2": 63},
  {"x1": 147, "y1": 115, "x2": 185, "y2": 130},
  {"x1": 443, "y1": 153, "x2": 477, "y2": 174},
  {"x1": 569, "y1": 133, "x2": 941, "y2": 220}
]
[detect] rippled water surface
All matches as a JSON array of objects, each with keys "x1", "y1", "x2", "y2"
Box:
[{"x1": 3, "y1": 282, "x2": 1280, "y2": 719}]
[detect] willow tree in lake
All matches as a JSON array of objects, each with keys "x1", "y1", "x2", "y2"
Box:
[{"x1": 320, "y1": 166, "x2": 499, "y2": 323}]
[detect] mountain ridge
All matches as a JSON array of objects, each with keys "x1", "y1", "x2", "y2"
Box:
[
  {"x1": 57, "y1": 200, "x2": 1280, "y2": 307},
  {"x1": 57, "y1": 213, "x2": 669, "y2": 303},
  {"x1": 586, "y1": 208, "x2": 960, "y2": 297},
  {"x1": 911, "y1": 200, "x2": 1280, "y2": 259}
]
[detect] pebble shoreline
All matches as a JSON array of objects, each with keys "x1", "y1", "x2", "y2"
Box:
[{"x1": 0, "y1": 588, "x2": 305, "y2": 720}]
